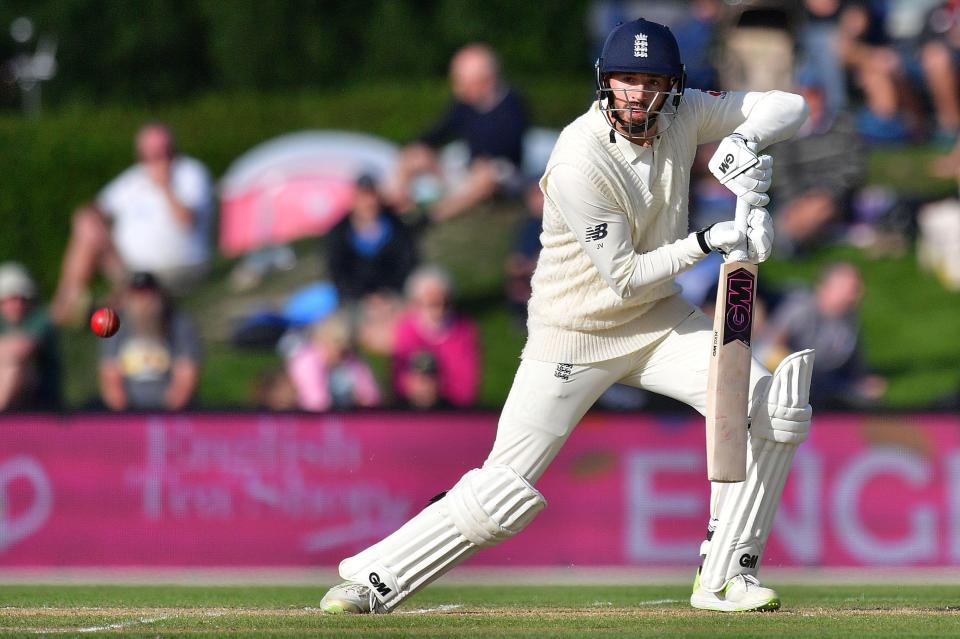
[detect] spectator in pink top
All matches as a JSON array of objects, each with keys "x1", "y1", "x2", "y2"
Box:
[
  {"x1": 286, "y1": 312, "x2": 380, "y2": 412},
  {"x1": 392, "y1": 265, "x2": 480, "y2": 408}
]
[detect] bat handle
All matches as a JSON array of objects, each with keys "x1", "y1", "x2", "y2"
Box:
[{"x1": 728, "y1": 141, "x2": 758, "y2": 264}]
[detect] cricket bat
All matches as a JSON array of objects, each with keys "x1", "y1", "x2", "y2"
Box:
[{"x1": 705, "y1": 143, "x2": 759, "y2": 483}]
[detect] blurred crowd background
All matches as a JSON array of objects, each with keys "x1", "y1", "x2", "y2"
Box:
[{"x1": 1, "y1": 0, "x2": 959, "y2": 414}]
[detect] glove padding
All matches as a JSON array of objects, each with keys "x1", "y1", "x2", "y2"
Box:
[
  {"x1": 708, "y1": 135, "x2": 773, "y2": 207},
  {"x1": 703, "y1": 222, "x2": 743, "y2": 256},
  {"x1": 704, "y1": 207, "x2": 774, "y2": 264},
  {"x1": 745, "y1": 206, "x2": 773, "y2": 263}
]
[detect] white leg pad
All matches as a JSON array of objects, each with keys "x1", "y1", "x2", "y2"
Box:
[
  {"x1": 338, "y1": 465, "x2": 545, "y2": 610},
  {"x1": 700, "y1": 349, "x2": 814, "y2": 591}
]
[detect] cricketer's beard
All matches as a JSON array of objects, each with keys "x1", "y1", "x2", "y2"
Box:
[
  {"x1": 612, "y1": 106, "x2": 658, "y2": 139},
  {"x1": 611, "y1": 90, "x2": 671, "y2": 140}
]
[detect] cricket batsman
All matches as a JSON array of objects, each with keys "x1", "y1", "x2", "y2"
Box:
[{"x1": 322, "y1": 18, "x2": 815, "y2": 614}]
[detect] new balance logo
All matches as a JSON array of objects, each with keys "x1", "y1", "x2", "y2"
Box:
[
  {"x1": 585, "y1": 223, "x2": 608, "y2": 241},
  {"x1": 369, "y1": 572, "x2": 392, "y2": 597},
  {"x1": 717, "y1": 153, "x2": 734, "y2": 174},
  {"x1": 739, "y1": 553, "x2": 758, "y2": 569}
]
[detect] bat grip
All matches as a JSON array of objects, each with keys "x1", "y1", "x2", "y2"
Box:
[
  {"x1": 727, "y1": 140, "x2": 758, "y2": 263},
  {"x1": 728, "y1": 198, "x2": 751, "y2": 263}
]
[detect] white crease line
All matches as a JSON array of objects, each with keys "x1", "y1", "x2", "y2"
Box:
[
  {"x1": 400, "y1": 604, "x2": 464, "y2": 614},
  {"x1": 77, "y1": 615, "x2": 170, "y2": 633},
  {"x1": 637, "y1": 599, "x2": 682, "y2": 606},
  {"x1": 34, "y1": 614, "x2": 172, "y2": 634}
]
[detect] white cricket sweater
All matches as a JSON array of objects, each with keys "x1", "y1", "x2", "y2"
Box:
[{"x1": 523, "y1": 90, "x2": 807, "y2": 364}]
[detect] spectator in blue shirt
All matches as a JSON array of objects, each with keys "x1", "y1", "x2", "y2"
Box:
[{"x1": 327, "y1": 174, "x2": 418, "y2": 302}]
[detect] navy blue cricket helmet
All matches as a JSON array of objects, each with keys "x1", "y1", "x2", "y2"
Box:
[{"x1": 595, "y1": 18, "x2": 687, "y2": 141}]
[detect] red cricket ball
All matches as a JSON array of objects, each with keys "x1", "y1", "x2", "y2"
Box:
[{"x1": 90, "y1": 307, "x2": 120, "y2": 338}]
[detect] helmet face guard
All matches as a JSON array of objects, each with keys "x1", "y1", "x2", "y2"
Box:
[
  {"x1": 595, "y1": 18, "x2": 686, "y2": 142},
  {"x1": 596, "y1": 73, "x2": 685, "y2": 141}
]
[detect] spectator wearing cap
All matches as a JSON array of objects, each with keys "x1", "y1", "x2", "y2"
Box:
[
  {"x1": 52, "y1": 122, "x2": 214, "y2": 325},
  {"x1": 399, "y1": 351, "x2": 452, "y2": 410},
  {"x1": 387, "y1": 43, "x2": 527, "y2": 221},
  {"x1": 327, "y1": 174, "x2": 418, "y2": 303},
  {"x1": 99, "y1": 272, "x2": 201, "y2": 411},
  {"x1": 0, "y1": 263, "x2": 61, "y2": 410},
  {"x1": 392, "y1": 265, "x2": 480, "y2": 408}
]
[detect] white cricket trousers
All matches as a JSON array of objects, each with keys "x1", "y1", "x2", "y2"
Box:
[
  {"x1": 486, "y1": 310, "x2": 771, "y2": 484},
  {"x1": 336, "y1": 309, "x2": 778, "y2": 609}
]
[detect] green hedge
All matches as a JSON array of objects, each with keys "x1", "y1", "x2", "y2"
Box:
[{"x1": 1, "y1": 1, "x2": 593, "y2": 104}]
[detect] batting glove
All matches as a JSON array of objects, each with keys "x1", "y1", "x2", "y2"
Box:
[
  {"x1": 708, "y1": 135, "x2": 773, "y2": 207},
  {"x1": 746, "y1": 206, "x2": 774, "y2": 263},
  {"x1": 699, "y1": 221, "x2": 744, "y2": 255}
]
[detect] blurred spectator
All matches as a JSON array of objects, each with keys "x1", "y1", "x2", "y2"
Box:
[
  {"x1": 923, "y1": 2, "x2": 960, "y2": 173},
  {"x1": 398, "y1": 351, "x2": 450, "y2": 410},
  {"x1": 917, "y1": 198, "x2": 960, "y2": 290},
  {"x1": 228, "y1": 244, "x2": 296, "y2": 293},
  {"x1": 252, "y1": 368, "x2": 299, "y2": 411},
  {"x1": 717, "y1": 1, "x2": 798, "y2": 92},
  {"x1": 673, "y1": 0, "x2": 721, "y2": 90},
  {"x1": 327, "y1": 174, "x2": 418, "y2": 302},
  {"x1": 588, "y1": 1, "x2": 688, "y2": 52},
  {"x1": 919, "y1": 1, "x2": 960, "y2": 146},
  {"x1": 387, "y1": 43, "x2": 527, "y2": 221},
  {"x1": 99, "y1": 272, "x2": 201, "y2": 411},
  {"x1": 393, "y1": 266, "x2": 480, "y2": 408},
  {"x1": 355, "y1": 292, "x2": 406, "y2": 357},
  {"x1": 845, "y1": 185, "x2": 913, "y2": 257},
  {"x1": 285, "y1": 312, "x2": 380, "y2": 412},
  {"x1": 798, "y1": 0, "x2": 849, "y2": 116},
  {"x1": 504, "y1": 181, "x2": 543, "y2": 321},
  {"x1": 52, "y1": 123, "x2": 214, "y2": 325},
  {"x1": 0, "y1": 263, "x2": 60, "y2": 411},
  {"x1": 766, "y1": 74, "x2": 866, "y2": 254},
  {"x1": 759, "y1": 262, "x2": 886, "y2": 408},
  {"x1": 836, "y1": 1, "x2": 914, "y2": 142}
]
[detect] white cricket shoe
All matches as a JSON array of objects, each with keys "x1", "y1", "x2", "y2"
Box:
[
  {"x1": 320, "y1": 581, "x2": 389, "y2": 614},
  {"x1": 690, "y1": 571, "x2": 781, "y2": 612}
]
